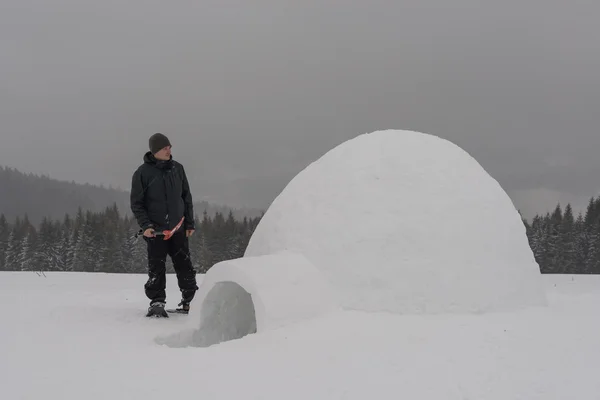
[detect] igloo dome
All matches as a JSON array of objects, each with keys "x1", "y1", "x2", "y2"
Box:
[{"x1": 245, "y1": 130, "x2": 547, "y2": 314}]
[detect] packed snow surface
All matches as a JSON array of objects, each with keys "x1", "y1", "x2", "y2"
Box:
[
  {"x1": 245, "y1": 130, "x2": 547, "y2": 314},
  {"x1": 1, "y1": 271, "x2": 599, "y2": 399}
]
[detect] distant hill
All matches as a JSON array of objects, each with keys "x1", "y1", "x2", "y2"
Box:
[
  {"x1": 0, "y1": 166, "x2": 264, "y2": 226},
  {"x1": 0, "y1": 166, "x2": 131, "y2": 226}
]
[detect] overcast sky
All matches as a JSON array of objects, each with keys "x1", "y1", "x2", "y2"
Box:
[{"x1": 1, "y1": 0, "x2": 599, "y2": 218}]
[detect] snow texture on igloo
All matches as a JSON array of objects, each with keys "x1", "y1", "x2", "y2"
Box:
[{"x1": 245, "y1": 129, "x2": 547, "y2": 315}]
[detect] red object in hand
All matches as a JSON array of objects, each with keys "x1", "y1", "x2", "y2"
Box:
[{"x1": 156, "y1": 217, "x2": 185, "y2": 240}]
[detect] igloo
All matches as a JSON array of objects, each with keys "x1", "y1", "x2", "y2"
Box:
[{"x1": 175, "y1": 129, "x2": 547, "y2": 347}]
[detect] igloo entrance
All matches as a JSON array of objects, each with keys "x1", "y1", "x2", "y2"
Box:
[{"x1": 191, "y1": 281, "x2": 257, "y2": 347}]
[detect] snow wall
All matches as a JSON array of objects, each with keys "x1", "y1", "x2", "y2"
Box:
[
  {"x1": 245, "y1": 129, "x2": 547, "y2": 314},
  {"x1": 172, "y1": 129, "x2": 547, "y2": 347}
]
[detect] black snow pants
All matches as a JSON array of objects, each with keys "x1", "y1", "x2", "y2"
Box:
[{"x1": 144, "y1": 230, "x2": 198, "y2": 305}]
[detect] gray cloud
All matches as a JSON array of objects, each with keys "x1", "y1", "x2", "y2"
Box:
[{"x1": 1, "y1": 0, "x2": 599, "y2": 218}]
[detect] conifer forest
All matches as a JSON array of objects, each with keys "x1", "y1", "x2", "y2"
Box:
[
  {"x1": 1, "y1": 197, "x2": 600, "y2": 275},
  {"x1": 0, "y1": 204, "x2": 260, "y2": 274}
]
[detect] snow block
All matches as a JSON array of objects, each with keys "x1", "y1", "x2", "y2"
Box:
[
  {"x1": 185, "y1": 251, "x2": 337, "y2": 347},
  {"x1": 245, "y1": 129, "x2": 548, "y2": 315}
]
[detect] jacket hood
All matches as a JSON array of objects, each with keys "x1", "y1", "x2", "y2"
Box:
[{"x1": 143, "y1": 151, "x2": 173, "y2": 169}]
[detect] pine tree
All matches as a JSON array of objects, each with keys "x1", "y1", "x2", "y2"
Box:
[
  {"x1": 71, "y1": 219, "x2": 89, "y2": 272},
  {"x1": 121, "y1": 225, "x2": 137, "y2": 274},
  {"x1": 4, "y1": 229, "x2": 19, "y2": 270},
  {"x1": 573, "y1": 213, "x2": 587, "y2": 273},
  {"x1": 528, "y1": 214, "x2": 548, "y2": 271},
  {"x1": 544, "y1": 204, "x2": 563, "y2": 273},
  {"x1": 584, "y1": 199, "x2": 599, "y2": 273},
  {"x1": 558, "y1": 204, "x2": 575, "y2": 273},
  {"x1": 224, "y1": 211, "x2": 242, "y2": 260},
  {"x1": 57, "y1": 217, "x2": 72, "y2": 271},
  {"x1": 584, "y1": 197, "x2": 598, "y2": 226},
  {"x1": 0, "y1": 214, "x2": 9, "y2": 271},
  {"x1": 65, "y1": 208, "x2": 84, "y2": 271},
  {"x1": 34, "y1": 217, "x2": 60, "y2": 271},
  {"x1": 18, "y1": 231, "x2": 33, "y2": 272},
  {"x1": 198, "y1": 232, "x2": 213, "y2": 274},
  {"x1": 131, "y1": 233, "x2": 148, "y2": 273},
  {"x1": 197, "y1": 211, "x2": 214, "y2": 273}
]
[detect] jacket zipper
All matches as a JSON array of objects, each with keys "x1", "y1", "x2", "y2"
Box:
[{"x1": 163, "y1": 171, "x2": 169, "y2": 227}]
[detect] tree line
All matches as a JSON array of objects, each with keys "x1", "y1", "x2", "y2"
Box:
[
  {"x1": 524, "y1": 197, "x2": 600, "y2": 274},
  {"x1": 0, "y1": 204, "x2": 261, "y2": 274},
  {"x1": 2, "y1": 197, "x2": 600, "y2": 274}
]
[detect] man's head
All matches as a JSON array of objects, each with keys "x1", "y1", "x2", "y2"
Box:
[{"x1": 149, "y1": 133, "x2": 171, "y2": 160}]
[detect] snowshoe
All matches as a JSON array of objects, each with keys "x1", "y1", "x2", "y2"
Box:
[{"x1": 146, "y1": 302, "x2": 169, "y2": 318}]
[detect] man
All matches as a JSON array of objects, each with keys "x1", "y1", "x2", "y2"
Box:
[{"x1": 130, "y1": 133, "x2": 198, "y2": 318}]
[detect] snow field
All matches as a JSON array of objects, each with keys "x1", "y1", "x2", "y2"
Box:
[{"x1": 1, "y1": 271, "x2": 599, "y2": 400}]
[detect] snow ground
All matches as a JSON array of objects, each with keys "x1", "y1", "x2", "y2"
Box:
[{"x1": 1, "y1": 271, "x2": 599, "y2": 399}]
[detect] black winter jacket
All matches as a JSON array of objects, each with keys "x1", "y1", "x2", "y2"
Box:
[{"x1": 130, "y1": 152, "x2": 195, "y2": 232}]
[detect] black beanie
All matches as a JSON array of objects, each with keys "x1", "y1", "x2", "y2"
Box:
[{"x1": 149, "y1": 133, "x2": 171, "y2": 154}]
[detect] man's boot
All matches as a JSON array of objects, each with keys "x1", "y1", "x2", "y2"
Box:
[
  {"x1": 176, "y1": 300, "x2": 190, "y2": 314},
  {"x1": 146, "y1": 301, "x2": 169, "y2": 318}
]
